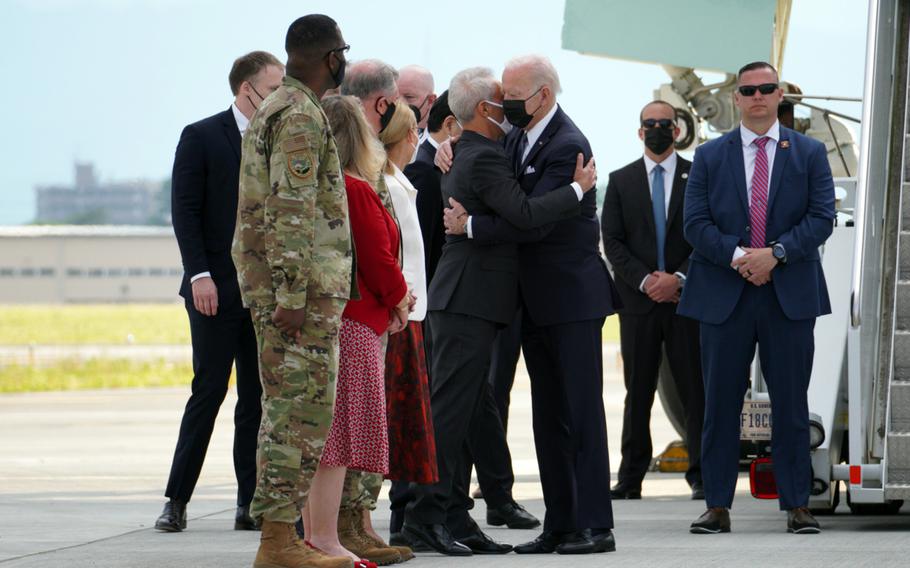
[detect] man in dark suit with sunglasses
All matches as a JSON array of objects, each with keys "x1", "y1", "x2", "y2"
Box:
[
  {"x1": 601, "y1": 100, "x2": 705, "y2": 502},
  {"x1": 680, "y1": 61, "x2": 835, "y2": 535}
]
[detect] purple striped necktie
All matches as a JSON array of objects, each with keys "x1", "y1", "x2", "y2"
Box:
[{"x1": 749, "y1": 136, "x2": 771, "y2": 248}]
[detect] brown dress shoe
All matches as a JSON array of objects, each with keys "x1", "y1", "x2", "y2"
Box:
[
  {"x1": 254, "y1": 519, "x2": 354, "y2": 568},
  {"x1": 337, "y1": 508, "x2": 403, "y2": 565},
  {"x1": 787, "y1": 507, "x2": 821, "y2": 534},
  {"x1": 689, "y1": 508, "x2": 731, "y2": 534}
]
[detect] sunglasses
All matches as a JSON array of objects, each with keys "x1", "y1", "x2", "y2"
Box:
[
  {"x1": 738, "y1": 83, "x2": 778, "y2": 96},
  {"x1": 641, "y1": 118, "x2": 675, "y2": 129}
]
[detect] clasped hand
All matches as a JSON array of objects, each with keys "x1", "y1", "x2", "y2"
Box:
[
  {"x1": 731, "y1": 247, "x2": 777, "y2": 286},
  {"x1": 644, "y1": 272, "x2": 680, "y2": 303},
  {"x1": 388, "y1": 290, "x2": 417, "y2": 334}
]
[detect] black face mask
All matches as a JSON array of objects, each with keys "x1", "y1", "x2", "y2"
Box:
[
  {"x1": 327, "y1": 53, "x2": 346, "y2": 89},
  {"x1": 502, "y1": 86, "x2": 543, "y2": 129},
  {"x1": 643, "y1": 125, "x2": 676, "y2": 154},
  {"x1": 377, "y1": 98, "x2": 396, "y2": 133},
  {"x1": 246, "y1": 84, "x2": 266, "y2": 111}
]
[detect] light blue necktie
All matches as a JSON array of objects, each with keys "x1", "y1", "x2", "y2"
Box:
[{"x1": 651, "y1": 164, "x2": 666, "y2": 272}]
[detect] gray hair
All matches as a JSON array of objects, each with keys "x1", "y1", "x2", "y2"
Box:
[
  {"x1": 340, "y1": 59, "x2": 399, "y2": 100},
  {"x1": 504, "y1": 54, "x2": 562, "y2": 94},
  {"x1": 448, "y1": 67, "x2": 498, "y2": 123}
]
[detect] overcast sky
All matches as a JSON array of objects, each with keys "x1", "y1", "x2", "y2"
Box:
[{"x1": 0, "y1": 0, "x2": 868, "y2": 225}]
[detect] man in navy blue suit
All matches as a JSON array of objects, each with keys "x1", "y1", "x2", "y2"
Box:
[
  {"x1": 156, "y1": 51, "x2": 284, "y2": 533},
  {"x1": 444, "y1": 55, "x2": 618, "y2": 554},
  {"x1": 679, "y1": 61, "x2": 835, "y2": 535}
]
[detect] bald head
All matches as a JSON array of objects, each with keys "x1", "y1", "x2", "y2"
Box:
[{"x1": 398, "y1": 65, "x2": 436, "y2": 129}]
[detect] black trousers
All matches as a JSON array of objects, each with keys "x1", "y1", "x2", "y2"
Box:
[
  {"x1": 488, "y1": 308, "x2": 523, "y2": 429},
  {"x1": 406, "y1": 311, "x2": 511, "y2": 527},
  {"x1": 617, "y1": 303, "x2": 704, "y2": 488},
  {"x1": 523, "y1": 311, "x2": 613, "y2": 532},
  {"x1": 164, "y1": 299, "x2": 262, "y2": 506}
]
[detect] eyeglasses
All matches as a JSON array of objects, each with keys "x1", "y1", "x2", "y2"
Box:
[
  {"x1": 641, "y1": 118, "x2": 675, "y2": 129},
  {"x1": 738, "y1": 83, "x2": 778, "y2": 96},
  {"x1": 325, "y1": 44, "x2": 351, "y2": 58}
]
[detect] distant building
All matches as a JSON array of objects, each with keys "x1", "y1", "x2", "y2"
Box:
[
  {"x1": 35, "y1": 163, "x2": 169, "y2": 225},
  {"x1": 0, "y1": 226, "x2": 183, "y2": 303}
]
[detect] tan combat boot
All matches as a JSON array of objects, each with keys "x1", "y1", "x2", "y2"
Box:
[
  {"x1": 357, "y1": 514, "x2": 414, "y2": 563},
  {"x1": 254, "y1": 520, "x2": 354, "y2": 568},
  {"x1": 337, "y1": 508, "x2": 403, "y2": 565}
]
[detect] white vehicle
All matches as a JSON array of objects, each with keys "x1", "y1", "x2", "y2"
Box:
[{"x1": 563, "y1": 0, "x2": 910, "y2": 514}]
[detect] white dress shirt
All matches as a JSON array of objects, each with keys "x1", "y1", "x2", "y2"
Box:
[
  {"x1": 638, "y1": 151, "x2": 686, "y2": 292},
  {"x1": 466, "y1": 104, "x2": 582, "y2": 238},
  {"x1": 732, "y1": 120, "x2": 780, "y2": 262},
  {"x1": 385, "y1": 165, "x2": 428, "y2": 321},
  {"x1": 190, "y1": 104, "x2": 249, "y2": 284}
]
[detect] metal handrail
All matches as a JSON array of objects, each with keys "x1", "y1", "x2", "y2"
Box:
[{"x1": 850, "y1": 0, "x2": 883, "y2": 329}]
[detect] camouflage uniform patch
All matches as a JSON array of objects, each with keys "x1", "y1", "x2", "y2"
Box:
[{"x1": 340, "y1": 471, "x2": 384, "y2": 512}]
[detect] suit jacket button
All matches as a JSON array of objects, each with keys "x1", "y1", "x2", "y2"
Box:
[{"x1": 745, "y1": 225, "x2": 751, "y2": 232}]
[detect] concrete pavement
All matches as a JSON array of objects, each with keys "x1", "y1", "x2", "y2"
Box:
[{"x1": 1, "y1": 344, "x2": 908, "y2": 567}]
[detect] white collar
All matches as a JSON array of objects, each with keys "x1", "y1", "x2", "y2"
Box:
[
  {"x1": 389, "y1": 164, "x2": 417, "y2": 194},
  {"x1": 231, "y1": 103, "x2": 250, "y2": 135},
  {"x1": 524, "y1": 103, "x2": 559, "y2": 148},
  {"x1": 426, "y1": 135, "x2": 442, "y2": 150},
  {"x1": 740, "y1": 120, "x2": 780, "y2": 147},
  {"x1": 643, "y1": 151, "x2": 677, "y2": 175}
]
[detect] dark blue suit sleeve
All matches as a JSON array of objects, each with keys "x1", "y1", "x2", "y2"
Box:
[
  {"x1": 776, "y1": 141, "x2": 835, "y2": 262},
  {"x1": 471, "y1": 140, "x2": 587, "y2": 245},
  {"x1": 171, "y1": 125, "x2": 209, "y2": 277},
  {"x1": 683, "y1": 146, "x2": 743, "y2": 267}
]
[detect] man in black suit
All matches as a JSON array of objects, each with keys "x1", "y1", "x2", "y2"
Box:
[
  {"x1": 601, "y1": 100, "x2": 705, "y2": 501},
  {"x1": 444, "y1": 55, "x2": 618, "y2": 554},
  {"x1": 401, "y1": 66, "x2": 596, "y2": 556},
  {"x1": 155, "y1": 51, "x2": 284, "y2": 533}
]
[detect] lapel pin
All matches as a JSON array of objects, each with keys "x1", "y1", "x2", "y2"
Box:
[
  {"x1": 779, "y1": 140, "x2": 790, "y2": 149},
  {"x1": 681, "y1": 172, "x2": 688, "y2": 179}
]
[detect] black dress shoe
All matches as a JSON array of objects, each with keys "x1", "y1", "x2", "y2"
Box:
[
  {"x1": 690, "y1": 508, "x2": 731, "y2": 534},
  {"x1": 610, "y1": 483, "x2": 642, "y2": 500},
  {"x1": 486, "y1": 501, "x2": 541, "y2": 529},
  {"x1": 690, "y1": 482, "x2": 705, "y2": 501},
  {"x1": 389, "y1": 531, "x2": 431, "y2": 552},
  {"x1": 155, "y1": 499, "x2": 187, "y2": 532},
  {"x1": 454, "y1": 525, "x2": 513, "y2": 554},
  {"x1": 513, "y1": 530, "x2": 563, "y2": 554},
  {"x1": 787, "y1": 507, "x2": 821, "y2": 534},
  {"x1": 401, "y1": 522, "x2": 472, "y2": 556},
  {"x1": 555, "y1": 530, "x2": 597, "y2": 554},
  {"x1": 589, "y1": 529, "x2": 616, "y2": 552},
  {"x1": 234, "y1": 505, "x2": 260, "y2": 531}
]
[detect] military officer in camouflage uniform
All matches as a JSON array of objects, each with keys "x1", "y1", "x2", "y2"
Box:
[{"x1": 231, "y1": 14, "x2": 355, "y2": 568}]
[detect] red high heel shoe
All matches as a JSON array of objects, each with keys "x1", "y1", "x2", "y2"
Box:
[{"x1": 304, "y1": 540, "x2": 378, "y2": 568}]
